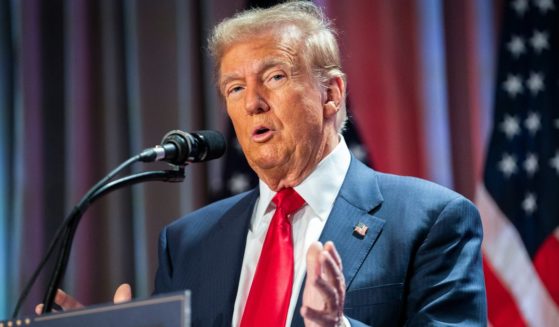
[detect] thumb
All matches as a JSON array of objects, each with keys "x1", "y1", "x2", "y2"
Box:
[{"x1": 113, "y1": 283, "x2": 132, "y2": 304}]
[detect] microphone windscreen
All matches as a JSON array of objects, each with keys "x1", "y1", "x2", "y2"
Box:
[{"x1": 195, "y1": 130, "x2": 226, "y2": 161}]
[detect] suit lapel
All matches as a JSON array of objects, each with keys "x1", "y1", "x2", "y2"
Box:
[
  {"x1": 202, "y1": 189, "x2": 259, "y2": 325},
  {"x1": 291, "y1": 157, "x2": 385, "y2": 327}
]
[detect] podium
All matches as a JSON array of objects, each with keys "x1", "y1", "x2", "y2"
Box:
[{"x1": 2, "y1": 291, "x2": 190, "y2": 327}]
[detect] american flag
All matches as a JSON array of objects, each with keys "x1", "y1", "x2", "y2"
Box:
[
  {"x1": 353, "y1": 222, "x2": 369, "y2": 238},
  {"x1": 475, "y1": 0, "x2": 559, "y2": 325}
]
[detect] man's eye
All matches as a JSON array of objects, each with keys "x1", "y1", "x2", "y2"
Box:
[
  {"x1": 271, "y1": 74, "x2": 285, "y2": 81},
  {"x1": 228, "y1": 86, "x2": 244, "y2": 95},
  {"x1": 267, "y1": 73, "x2": 286, "y2": 87}
]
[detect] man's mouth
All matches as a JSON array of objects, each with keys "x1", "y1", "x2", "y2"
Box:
[
  {"x1": 255, "y1": 127, "x2": 270, "y2": 135},
  {"x1": 252, "y1": 126, "x2": 273, "y2": 142}
]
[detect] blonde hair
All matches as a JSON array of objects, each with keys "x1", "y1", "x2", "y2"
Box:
[{"x1": 208, "y1": 1, "x2": 348, "y2": 131}]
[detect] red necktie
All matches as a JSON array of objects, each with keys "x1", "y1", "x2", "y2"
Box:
[{"x1": 240, "y1": 188, "x2": 305, "y2": 327}]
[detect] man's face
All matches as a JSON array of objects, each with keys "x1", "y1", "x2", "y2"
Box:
[{"x1": 219, "y1": 30, "x2": 338, "y2": 189}]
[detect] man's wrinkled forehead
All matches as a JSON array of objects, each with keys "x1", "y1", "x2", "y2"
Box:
[{"x1": 217, "y1": 24, "x2": 306, "y2": 78}]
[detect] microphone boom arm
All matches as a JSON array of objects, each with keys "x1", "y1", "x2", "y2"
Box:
[
  {"x1": 40, "y1": 167, "x2": 185, "y2": 314},
  {"x1": 12, "y1": 128, "x2": 224, "y2": 318}
]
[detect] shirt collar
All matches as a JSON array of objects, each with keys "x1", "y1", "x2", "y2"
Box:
[{"x1": 251, "y1": 136, "x2": 351, "y2": 230}]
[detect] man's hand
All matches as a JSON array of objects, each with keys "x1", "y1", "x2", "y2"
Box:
[
  {"x1": 35, "y1": 283, "x2": 132, "y2": 315},
  {"x1": 301, "y1": 241, "x2": 346, "y2": 327}
]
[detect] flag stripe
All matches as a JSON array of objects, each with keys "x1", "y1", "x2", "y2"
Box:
[
  {"x1": 534, "y1": 228, "x2": 559, "y2": 307},
  {"x1": 483, "y1": 257, "x2": 527, "y2": 327},
  {"x1": 476, "y1": 184, "x2": 559, "y2": 326}
]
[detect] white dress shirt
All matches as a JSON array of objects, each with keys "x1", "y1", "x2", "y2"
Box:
[{"x1": 232, "y1": 137, "x2": 351, "y2": 326}]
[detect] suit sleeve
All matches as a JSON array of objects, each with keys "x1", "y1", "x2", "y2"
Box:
[
  {"x1": 404, "y1": 196, "x2": 487, "y2": 326},
  {"x1": 153, "y1": 225, "x2": 173, "y2": 294}
]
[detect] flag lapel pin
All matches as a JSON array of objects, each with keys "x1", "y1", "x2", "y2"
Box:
[{"x1": 353, "y1": 222, "x2": 368, "y2": 238}]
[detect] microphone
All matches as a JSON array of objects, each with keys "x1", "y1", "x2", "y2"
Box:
[{"x1": 139, "y1": 130, "x2": 226, "y2": 165}]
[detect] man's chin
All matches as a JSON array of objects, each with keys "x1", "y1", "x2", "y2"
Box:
[
  {"x1": 248, "y1": 155, "x2": 290, "y2": 175},
  {"x1": 250, "y1": 159, "x2": 283, "y2": 171}
]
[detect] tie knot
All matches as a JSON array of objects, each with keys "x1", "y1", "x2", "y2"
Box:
[{"x1": 272, "y1": 188, "x2": 305, "y2": 215}]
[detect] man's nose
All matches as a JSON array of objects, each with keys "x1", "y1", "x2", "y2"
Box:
[{"x1": 244, "y1": 85, "x2": 270, "y2": 115}]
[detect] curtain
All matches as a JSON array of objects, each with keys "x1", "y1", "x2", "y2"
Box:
[{"x1": 0, "y1": 0, "x2": 247, "y2": 317}]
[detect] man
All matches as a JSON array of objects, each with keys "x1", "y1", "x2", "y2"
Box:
[
  {"x1": 153, "y1": 2, "x2": 486, "y2": 326},
  {"x1": 43, "y1": 2, "x2": 487, "y2": 326}
]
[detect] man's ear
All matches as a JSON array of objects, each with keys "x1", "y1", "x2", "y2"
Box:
[{"x1": 323, "y1": 76, "x2": 344, "y2": 119}]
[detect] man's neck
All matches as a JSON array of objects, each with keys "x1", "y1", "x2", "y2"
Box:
[{"x1": 257, "y1": 133, "x2": 340, "y2": 191}]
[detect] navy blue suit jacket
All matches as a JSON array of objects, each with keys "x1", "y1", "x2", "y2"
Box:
[{"x1": 154, "y1": 157, "x2": 487, "y2": 326}]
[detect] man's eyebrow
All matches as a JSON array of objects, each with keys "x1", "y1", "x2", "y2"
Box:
[
  {"x1": 219, "y1": 74, "x2": 240, "y2": 92},
  {"x1": 260, "y1": 58, "x2": 291, "y2": 71}
]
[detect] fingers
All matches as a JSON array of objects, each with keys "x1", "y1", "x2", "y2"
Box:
[
  {"x1": 35, "y1": 289, "x2": 83, "y2": 315},
  {"x1": 35, "y1": 284, "x2": 132, "y2": 316},
  {"x1": 300, "y1": 305, "x2": 342, "y2": 326},
  {"x1": 317, "y1": 248, "x2": 345, "y2": 310},
  {"x1": 313, "y1": 270, "x2": 340, "y2": 311},
  {"x1": 55, "y1": 289, "x2": 84, "y2": 310},
  {"x1": 34, "y1": 304, "x2": 44, "y2": 315},
  {"x1": 113, "y1": 283, "x2": 132, "y2": 304},
  {"x1": 322, "y1": 243, "x2": 345, "y2": 299},
  {"x1": 302, "y1": 241, "x2": 346, "y2": 326},
  {"x1": 306, "y1": 241, "x2": 324, "y2": 281},
  {"x1": 324, "y1": 241, "x2": 343, "y2": 271}
]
